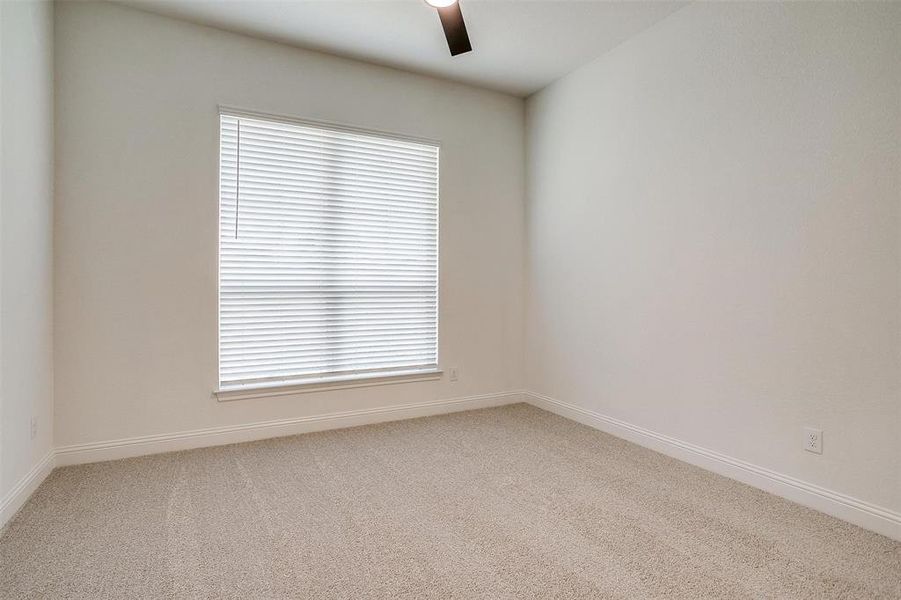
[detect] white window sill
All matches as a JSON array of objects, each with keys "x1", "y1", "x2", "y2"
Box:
[{"x1": 214, "y1": 369, "x2": 443, "y2": 402}]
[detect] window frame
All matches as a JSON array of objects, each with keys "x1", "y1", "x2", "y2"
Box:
[{"x1": 214, "y1": 106, "x2": 442, "y2": 400}]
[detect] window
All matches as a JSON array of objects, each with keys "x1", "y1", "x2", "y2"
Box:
[{"x1": 218, "y1": 110, "x2": 439, "y2": 392}]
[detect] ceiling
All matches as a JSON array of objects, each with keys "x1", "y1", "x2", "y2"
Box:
[{"x1": 115, "y1": 1, "x2": 687, "y2": 97}]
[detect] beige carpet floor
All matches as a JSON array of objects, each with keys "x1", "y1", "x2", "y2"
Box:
[{"x1": 1, "y1": 404, "x2": 899, "y2": 599}]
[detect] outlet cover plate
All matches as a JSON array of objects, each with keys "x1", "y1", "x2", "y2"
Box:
[{"x1": 803, "y1": 427, "x2": 822, "y2": 454}]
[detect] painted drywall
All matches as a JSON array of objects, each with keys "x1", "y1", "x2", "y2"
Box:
[
  {"x1": 54, "y1": 2, "x2": 524, "y2": 447},
  {"x1": 526, "y1": 2, "x2": 901, "y2": 512},
  {"x1": 0, "y1": 0, "x2": 55, "y2": 500}
]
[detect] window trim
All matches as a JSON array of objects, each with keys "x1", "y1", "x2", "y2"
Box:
[
  {"x1": 214, "y1": 368, "x2": 443, "y2": 402},
  {"x1": 218, "y1": 105, "x2": 442, "y2": 149},
  {"x1": 215, "y1": 106, "x2": 442, "y2": 398}
]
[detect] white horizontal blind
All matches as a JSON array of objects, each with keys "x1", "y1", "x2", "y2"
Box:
[{"x1": 219, "y1": 112, "x2": 439, "y2": 389}]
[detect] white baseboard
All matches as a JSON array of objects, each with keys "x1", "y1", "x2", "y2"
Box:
[
  {"x1": 5, "y1": 391, "x2": 521, "y2": 529},
  {"x1": 0, "y1": 450, "x2": 55, "y2": 531},
  {"x1": 524, "y1": 391, "x2": 901, "y2": 541},
  {"x1": 55, "y1": 390, "x2": 523, "y2": 467},
  {"x1": 9, "y1": 391, "x2": 898, "y2": 543}
]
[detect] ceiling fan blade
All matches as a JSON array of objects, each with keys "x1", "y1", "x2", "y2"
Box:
[{"x1": 436, "y1": 2, "x2": 472, "y2": 56}]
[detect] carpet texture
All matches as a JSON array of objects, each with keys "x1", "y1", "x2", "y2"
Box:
[{"x1": 1, "y1": 404, "x2": 899, "y2": 599}]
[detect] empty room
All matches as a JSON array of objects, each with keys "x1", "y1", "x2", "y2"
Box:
[{"x1": 1, "y1": 0, "x2": 899, "y2": 597}]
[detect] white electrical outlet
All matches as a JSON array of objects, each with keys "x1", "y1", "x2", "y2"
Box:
[
  {"x1": 803, "y1": 427, "x2": 822, "y2": 454},
  {"x1": 30, "y1": 417, "x2": 38, "y2": 441},
  {"x1": 448, "y1": 367, "x2": 459, "y2": 382}
]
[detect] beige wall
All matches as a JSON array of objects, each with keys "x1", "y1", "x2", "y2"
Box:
[
  {"x1": 526, "y1": 2, "x2": 901, "y2": 511},
  {"x1": 0, "y1": 0, "x2": 55, "y2": 499},
  {"x1": 54, "y1": 2, "x2": 525, "y2": 447}
]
